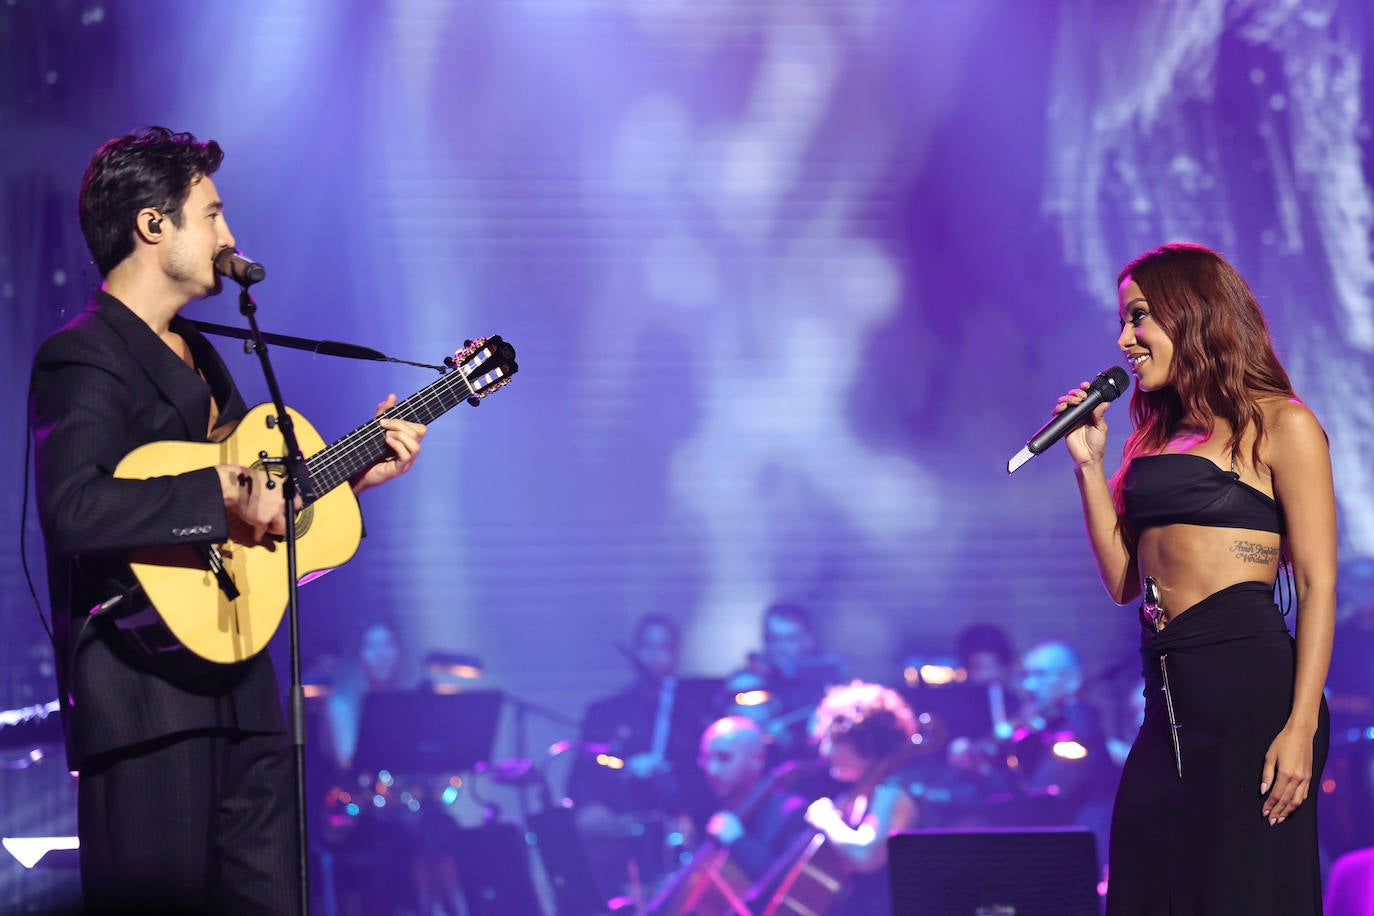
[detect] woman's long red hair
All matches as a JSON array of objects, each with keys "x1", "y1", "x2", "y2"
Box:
[{"x1": 1109, "y1": 244, "x2": 1295, "y2": 516}]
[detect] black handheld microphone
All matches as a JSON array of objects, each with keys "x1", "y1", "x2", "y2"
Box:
[
  {"x1": 213, "y1": 248, "x2": 266, "y2": 287},
  {"x1": 1007, "y1": 365, "x2": 1130, "y2": 473}
]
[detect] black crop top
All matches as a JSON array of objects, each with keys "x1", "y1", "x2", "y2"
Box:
[{"x1": 1121, "y1": 453, "x2": 1282, "y2": 534}]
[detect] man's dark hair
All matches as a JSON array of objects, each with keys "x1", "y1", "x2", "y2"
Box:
[
  {"x1": 762, "y1": 602, "x2": 816, "y2": 636},
  {"x1": 955, "y1": 623, "x2": 1016, "y2": 668},
  {"x1": 79, "y1": 126, "x2": 224, "y2": 276}
]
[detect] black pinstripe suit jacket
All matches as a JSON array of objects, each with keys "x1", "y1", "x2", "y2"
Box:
[{"x1": 30, "y1": 291, "x2": 284, "y2": 769}]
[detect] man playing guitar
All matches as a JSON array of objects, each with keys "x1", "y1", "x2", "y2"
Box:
[{"x1": 30, "y1": 127, "x2": 426, "y2": 913}]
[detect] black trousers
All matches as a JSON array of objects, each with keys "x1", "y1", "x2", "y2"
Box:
[
  {"x1": 77, "y1": 728, "x2": 298, "y2": 915},
  {"x1": 1108, "y1": 582, "x2": 1329, "y2": 915}
]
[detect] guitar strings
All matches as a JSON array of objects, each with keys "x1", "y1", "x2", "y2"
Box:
[
  {"x1": 307, "y1": 351, "x2": 478, "y2": 480},
  {"x1": 308, "y1": 390, "x2": 462, "y2": 493},
  {"x1": 307, "y1": 340, "x2": 513, "y2": 490},
  {"x1": 302, "y1": 356, "x2": 487, "y2": 495}
]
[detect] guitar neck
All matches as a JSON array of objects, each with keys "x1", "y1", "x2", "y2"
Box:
[{"x1": 302, "y1": 368, "x2": 477, "y2": 500}]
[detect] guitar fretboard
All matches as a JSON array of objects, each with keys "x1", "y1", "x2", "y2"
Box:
[{"x1": 302, "y1": 360, "x2": 480, "y2": 499}]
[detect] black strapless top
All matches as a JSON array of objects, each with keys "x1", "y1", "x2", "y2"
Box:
[{"x1": 1121, "y1": 453, "x2": 1282, "y2": 534}]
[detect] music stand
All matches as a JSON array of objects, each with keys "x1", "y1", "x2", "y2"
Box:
[
  {"x1": 448, "y1": 822, "x2": 544, "y2": 916},
  {"x1": 887, "y1": 827, "x2": 1100, "y2": 916},
  {"x1": 675, "y1": 676, "x2": 727, "y2": 729},
  {"x1": 525, "y1": 807, "x2": 605, "y2": 916},
  {"x1": 353, "y1": 689, "x2": 503, "y2": 774},
  {"x1": 903, "y1": 681, "x2": 1000, "y2": 748}
]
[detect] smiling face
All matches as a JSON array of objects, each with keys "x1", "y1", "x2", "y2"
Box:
[
  {"x1": 1117, "y1": 276, "x2": 1175, "y2": 392},
  {"x1": 161, "y1": 175, "x2": 236, "y2": 300}
]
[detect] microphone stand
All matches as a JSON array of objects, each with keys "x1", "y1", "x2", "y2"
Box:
[
  {"x1": 236, "y1": 281, "x2": 318, "y2": 916},
  {"x1": 189, "y1": 318, "x2": 447, "y2": 373}
]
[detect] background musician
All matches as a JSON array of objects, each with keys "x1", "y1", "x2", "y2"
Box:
[
  {"x1": 312, "y1": 618, "x2": 464, "y2": 916},
  {"x1": 697, "y1": 717, "x2": 806, "y2": 885},
  {"x1": 1003, "y1": 641, "x2": 1115, "y2": 867},
  {"x1": 931, "y1": 623, "x2": 1022, "y2": 824},
  {"x1": 569, "y1": 614, "x2": 711, "y2": 895},
  {"x1": 774, "y1": 681, "x2": 918, "y2": 916},
  {"x1": 322, "y1": 618, "x2": 408, "y2": 772},
  {"x1": 955, "y1": 622, "x2": 1021, "y2": 727},
  {"x1": 734, "y1": 603, "x2": 848, "y2": 763},
  {"x1": 646, "y1": 716, "x2": 808, "y2": 915}
]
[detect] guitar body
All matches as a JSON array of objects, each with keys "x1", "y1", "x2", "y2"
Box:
[
  {"x1": 110, "y1": 334, "x2": 517, "y2": 664},
  {"x1": 115, "y1": 404, "x2": 363, "y2": 664}
]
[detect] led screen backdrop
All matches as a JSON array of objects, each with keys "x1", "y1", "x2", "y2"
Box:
[{"x1": 2, "y1": 0, "x2": 1371, "y2": 906}]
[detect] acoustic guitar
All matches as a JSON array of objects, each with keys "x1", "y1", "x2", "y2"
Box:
[{"x1": 113, "y1": 336, "x2": 517, "y2": 664}]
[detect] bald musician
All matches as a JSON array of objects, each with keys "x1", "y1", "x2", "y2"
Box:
[{"x1": 698, "y1": 717, "x2": 807, "y2": 883}]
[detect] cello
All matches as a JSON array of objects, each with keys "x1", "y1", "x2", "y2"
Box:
[
  {"x1": 760, "y1": 744, "x2": 921, "y2": 916},
  {"x1": 646, "y1": 759, "x2": 813, "y2": 916}
]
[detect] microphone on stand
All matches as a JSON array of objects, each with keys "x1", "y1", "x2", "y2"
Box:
[
  {"x1": 1007, "y1": 365, "x2": 1130, "y2": 474},
  {"x1": 214, "y1": 248, "x2": 266, "y2": 287}
]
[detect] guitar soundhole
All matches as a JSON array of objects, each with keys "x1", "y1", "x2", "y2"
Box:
[
  {"x1": 294, "y1": 504, "x2": 315, "y2": 538},
  {"x1": 248, "y1": 460, "x2": 315, "y2": 539}
]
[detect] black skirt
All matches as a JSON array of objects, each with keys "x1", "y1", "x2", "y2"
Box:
[{"x1": 1107, "y1": 581, "x2": 1329, "y2": 915}]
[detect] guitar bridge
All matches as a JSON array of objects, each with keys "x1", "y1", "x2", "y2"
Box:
[{"x1": 203, "y1": 546, "x2": 240, "y2": 601}]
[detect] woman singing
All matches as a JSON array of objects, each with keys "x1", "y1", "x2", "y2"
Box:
[{"x1": 1058, "y1": 243, "x2": 1334, "y2": 914}]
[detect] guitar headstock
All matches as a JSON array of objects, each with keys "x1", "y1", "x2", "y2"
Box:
[{"x1": 448, "y1": 335, "x2": 518, "y2": 404}]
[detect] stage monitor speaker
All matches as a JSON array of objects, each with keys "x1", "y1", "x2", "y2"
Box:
[
  {"x1": 449, "y1": 822, "x2": 543, "y2": 916},
  {"x1": 887, "y1": 827, "x2": 1099, "y2": 916}
]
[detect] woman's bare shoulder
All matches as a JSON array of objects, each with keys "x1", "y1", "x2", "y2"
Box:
[
  {"x1": 1257, "y1": 397, "x2": 1327, "y2": 467},
  {"x1": 1258, "y1": 396, "x2": 1322, "y2": 435}
]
